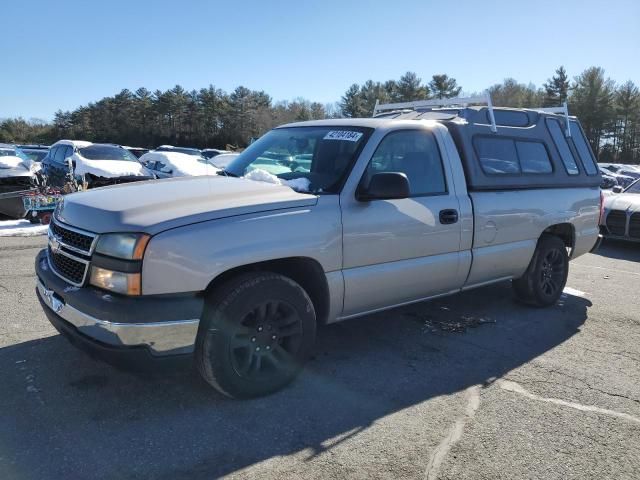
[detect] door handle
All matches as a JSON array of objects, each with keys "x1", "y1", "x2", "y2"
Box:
[{"x1": 439, "y1": 209, "x2": 459, "y2": 225}]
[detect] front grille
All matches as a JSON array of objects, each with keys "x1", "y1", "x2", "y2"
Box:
[
  {"x1": 50, "y1": 221, "x2": 94, "y2": 253},
  {"x1": 49, "y1": 249, "x2": 87, "y2": 285},
  {"x1": 629, "y1": 213, "x2": 640, "y2": 238},
  {"x1": 606, "y1": 210, "x2": 627, "y2": 236},
  {"x1": 48, "y1": 218, "x2": 95, "y2": 285}
]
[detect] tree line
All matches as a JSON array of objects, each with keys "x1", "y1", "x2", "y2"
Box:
[{"x1": 1, "y1": 66, "x2": 638, "y2": 163}]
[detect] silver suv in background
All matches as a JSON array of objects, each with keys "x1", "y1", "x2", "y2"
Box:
[{"x1": 36, "y1": 97, "x2": 601, "y2": 398}]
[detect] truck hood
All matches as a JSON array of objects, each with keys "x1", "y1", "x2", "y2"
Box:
[
  {"x1": 56, "y1": 175, "x2": 318, "y2": 234},
  {"x1": 604, "y1": 192, "x2": 640, "y2": 214}
]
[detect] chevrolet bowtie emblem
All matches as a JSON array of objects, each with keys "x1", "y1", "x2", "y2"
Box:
[{"x1": 49, "y1": 234, "x2": 62, "y2": 254}]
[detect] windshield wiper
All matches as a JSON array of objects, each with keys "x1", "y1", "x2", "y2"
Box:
[{"x1": 217, "y1": 169, "x2": 239, "y2": 178}]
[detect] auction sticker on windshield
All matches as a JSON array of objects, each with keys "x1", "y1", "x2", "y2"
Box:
[{"x1": 323, "y1": 131, "x2": 363, "y2": 142}]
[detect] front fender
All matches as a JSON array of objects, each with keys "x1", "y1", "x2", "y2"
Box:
[{"x1": 142, "y1": 196, "x2": 342, "y2": 295}]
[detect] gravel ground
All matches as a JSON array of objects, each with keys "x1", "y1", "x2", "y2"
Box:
[{"x1": 0, "y1": 236, "x2": 639, "y2": 479}]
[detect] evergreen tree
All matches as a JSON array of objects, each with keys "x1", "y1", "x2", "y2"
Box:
[
  {"x1": 340, "y1": 84, "x2": 366, "y2": 118},
  {"x1": 569, "y1": 67, "x2": 616, "y2": 156},
  {"x1": 4, "y1": 68, "x2": 638, "y2": 162},
  {"x1": 614, "y1": 81, "x2": 640, "y2": 162},
  {"x1": 543, "y1": 66, "x2": 570, "y2": 106},
  {"x1": 429, "y1": 74, "x2": 462, "y2": 99},
  {"x1": 488, "y1": 79, "x2": 542, "y2": 107},
  {"x1": 395, "y1": 72, "x2": 428, "y2": 101}
]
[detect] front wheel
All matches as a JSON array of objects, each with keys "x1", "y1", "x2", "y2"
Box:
[
  {"x1": 512, "y1": 234, "x2": 569, "y2": 307},
  {"x1": 196, "y1": 272, "x2": 316, "y2": 398}
]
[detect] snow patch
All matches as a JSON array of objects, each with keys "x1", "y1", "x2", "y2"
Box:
[
  {"x1": 0, "y1": 220, "x2": 48, "y2": 237},
  {"x1": 284, "y1": 177, "x2": 311, "y2": 192},
  {"x1": 562, "y1": 287, "x2": 586, "y2": 297},
  {"x1": 73, "y1": 154, "x2": 147, "y2": 178},
  {"x1": 139, "y1": 152, "x2": 219, "y2": 177},
  {"x1": 0, "y1": 155, "x2": 40, "y2": 178},
  {"x1": 243, "y1": 168, "x2": 311, "y2": 192}
]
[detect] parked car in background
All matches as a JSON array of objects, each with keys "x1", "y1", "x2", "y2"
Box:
[
  {"x1": 599, "y1": 170, "x2": 617, "y2": 189},
  {"x1": 123, "y1": 146, "x2": 150, "y2": 158},
  {"x1": 18, "y1": 144, "x2": 50, "y2": 162},
  {"x1": 601, "y1": 178, "x2": 640, "y2": 242},
  {"x1": 42, "y1": 141, "x2": 154, "y2": 189},
  {"x1": 138, "y1": 151, "x2": 219, "y2": 178},
  {"x1": 202, "y1": 148, "x2": 231, "y2": 159},
  {"x1": 154, "y1": 145, "x2": 202, "y2": 156},
  {"x1": 0, "y1": 144, "x2": 43, "y2": 218},
  {"x1": 600, "y1": 163, "x2": 640, "y2": 181},
  {"x1": 207, "y1": 152, "x2": 239, "y2": 169},
  {"x1": 36, "y1": 99, "x2": 602, "y2": 398}
]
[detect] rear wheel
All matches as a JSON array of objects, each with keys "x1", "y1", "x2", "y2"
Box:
[
  {"x1": 196, "y1": 272, "x2": 316, "y2": 398},
  {"x1": 512, "y1": 234, "x2": 569, "y2": 307}
]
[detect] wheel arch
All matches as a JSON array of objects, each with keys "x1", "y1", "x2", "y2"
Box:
[
  {"x1": 542, "y1": 222, "x2": 575, "y2": 254},
  {"x1": 204, "y1": 257, "x2": 331, "y2": 325}
]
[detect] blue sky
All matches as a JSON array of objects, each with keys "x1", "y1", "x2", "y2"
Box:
[{"x1": 3, "y1": 0, "x2": 639, "y2": 120}]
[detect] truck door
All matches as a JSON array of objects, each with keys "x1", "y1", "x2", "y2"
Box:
[{"x1": 340, "y1": 127, "x2": 465, "y2": 318}]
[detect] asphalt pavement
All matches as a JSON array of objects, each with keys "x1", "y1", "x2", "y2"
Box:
[{"x1": 0, "y1": 235, "x2": 639, "y2": 479}]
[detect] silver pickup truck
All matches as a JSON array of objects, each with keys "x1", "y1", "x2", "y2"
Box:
[{"x1": 36, "y1": 100, "x2": 602, "y2": 398}]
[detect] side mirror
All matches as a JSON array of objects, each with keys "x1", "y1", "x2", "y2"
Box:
[
  {"x1": 612, "y1": 185, "x2": 624, "y2": 193},
  {"x1": 357, "y1": 172, "x2": 410, "y2": 201}
]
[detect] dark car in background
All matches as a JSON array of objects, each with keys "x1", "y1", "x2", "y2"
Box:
[
  {"x1": 0, "y1": 144, "x2": 43, "y2": 218},
  {"x1": 43, "y1": 140, "x2": 155, "y2": 189}
]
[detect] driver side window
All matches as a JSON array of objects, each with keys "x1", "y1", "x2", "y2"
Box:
[{"x1": 365, "y1": 130, "x2": 447, "y2": 196}]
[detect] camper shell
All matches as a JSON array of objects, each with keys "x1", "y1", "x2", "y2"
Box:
[{"x1": 373, "y1": 101, "x2": 601, "y2": 191}]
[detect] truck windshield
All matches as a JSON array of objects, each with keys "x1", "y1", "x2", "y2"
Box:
[{"x1": 224, "y1": 126, "x2": 372, "y2": 193}]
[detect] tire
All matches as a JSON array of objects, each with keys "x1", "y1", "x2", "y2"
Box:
[
  {"x1": 40, "y1": 213, "x2": 52, "y2": 225},
  {"x1": 512, "y1": 234, "x2": 569, "y2": 307},
  {"x1": 196, "y1": 272, "x2": 316, "y2": 399}
]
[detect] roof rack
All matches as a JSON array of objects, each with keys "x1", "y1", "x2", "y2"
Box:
[
  {"x1": 529, "y1": 102, "x2": 571, "y2": 137},
  {"x1": 373, "y1": 92, "x2": 498, "y2": 133}
]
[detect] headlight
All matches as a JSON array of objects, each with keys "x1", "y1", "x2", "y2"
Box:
[
  {"x1": 94, "y1": 233, "x2": 150, "y2": 260},
  {"x1": 91, "y1": 233, "x2": 149, "y2": 295},
  {"x1": 90, "y1": 267, "x2": 141, "y2": 296}
]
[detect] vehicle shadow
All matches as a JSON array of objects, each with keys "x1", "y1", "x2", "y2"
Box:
[
  {"x1": 593, "y1": 238, "x2": 640, "y2": 262},
  {"x1": 0, "y1": 282, "x2": 590, "y2": 479}
]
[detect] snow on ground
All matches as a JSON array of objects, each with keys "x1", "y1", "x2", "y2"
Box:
[{"x1": 0, "y1": 220, "x2": 48, "y2": 237}]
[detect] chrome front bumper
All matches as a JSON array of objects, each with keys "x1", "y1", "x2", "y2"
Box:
[{"x1": 37, "y1": 279, "x2": 200, "y2": 355}]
